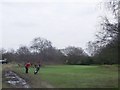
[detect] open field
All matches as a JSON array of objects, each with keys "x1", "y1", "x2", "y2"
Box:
[{"x1": 2, "y1": 64, "x2": 119, "y2": 88}]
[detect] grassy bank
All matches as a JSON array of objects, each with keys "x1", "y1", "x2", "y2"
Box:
[{"x1": 5, "y1": 64, "x2": 118, "y2": 88}]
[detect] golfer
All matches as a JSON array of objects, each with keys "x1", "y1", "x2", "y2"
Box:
[
  {"x1": 25, "y1": 61, "x2": 31, "y2": 73},
  {"x1": 34, "y1": 63, "x2": 41, "y2": 74}
]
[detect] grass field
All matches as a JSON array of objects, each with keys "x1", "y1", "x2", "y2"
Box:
[{"x1": 2, "y1": 64, "x2": 118, "y2": 88}]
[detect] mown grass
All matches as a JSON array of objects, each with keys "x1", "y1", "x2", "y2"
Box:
[{"x1": 10, "y1": 64, "x2": 118, "y2": 88}]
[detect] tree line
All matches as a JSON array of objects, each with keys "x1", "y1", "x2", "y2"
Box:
[{"x1": 1, "y1": 37, "x2": 91, "y2": 65}]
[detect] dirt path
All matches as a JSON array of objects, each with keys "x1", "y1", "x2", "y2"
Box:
[{"x1": 4, "y1": 71, "x2": 30, "y2": 88}]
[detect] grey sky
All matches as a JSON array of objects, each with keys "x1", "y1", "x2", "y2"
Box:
[{"x1": 0, "y1": 0, "x2": 103, "y2": 50}]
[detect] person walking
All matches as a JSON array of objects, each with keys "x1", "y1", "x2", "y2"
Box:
[{"x1": 25, "y1": 61, "x2": 31, "y2": 74}]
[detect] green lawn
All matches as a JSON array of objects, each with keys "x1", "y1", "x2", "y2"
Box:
[{"x1": 9, "y1": 64, "x2": 118, "y2": 88}]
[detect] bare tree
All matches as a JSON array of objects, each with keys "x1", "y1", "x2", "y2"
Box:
[
  {"x1": 63, "y1": 46, "x2": 85, "y2": 56},
  {"x1": 16, "y1": 46, "x2": 31, "y2": 62},
  {"x1": 86, "y1": 0, "x2": 119, "y2": 64},
  {"x1": 62, "y1": 46, "x2": 90, "y2": 65},
  {"x1": 30, "y1": 37, "x2": 52, "y2": 62},
  {"x1": 86, "y1": 41, "x2": 100, "y2": 56},
  {"x1": 95, "y1": 0, "x2": 119, "y2": 46},
  {"x1": 17, "y1": 46, "x2": 30, "y2": 55},
  {"x1": 30, "y1": 37, "x2": 52, "y2": 53}
]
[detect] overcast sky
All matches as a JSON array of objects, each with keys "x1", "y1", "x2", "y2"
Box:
[{"x1": 0, "y1": 0, "x2": 104, "y2": 51}]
